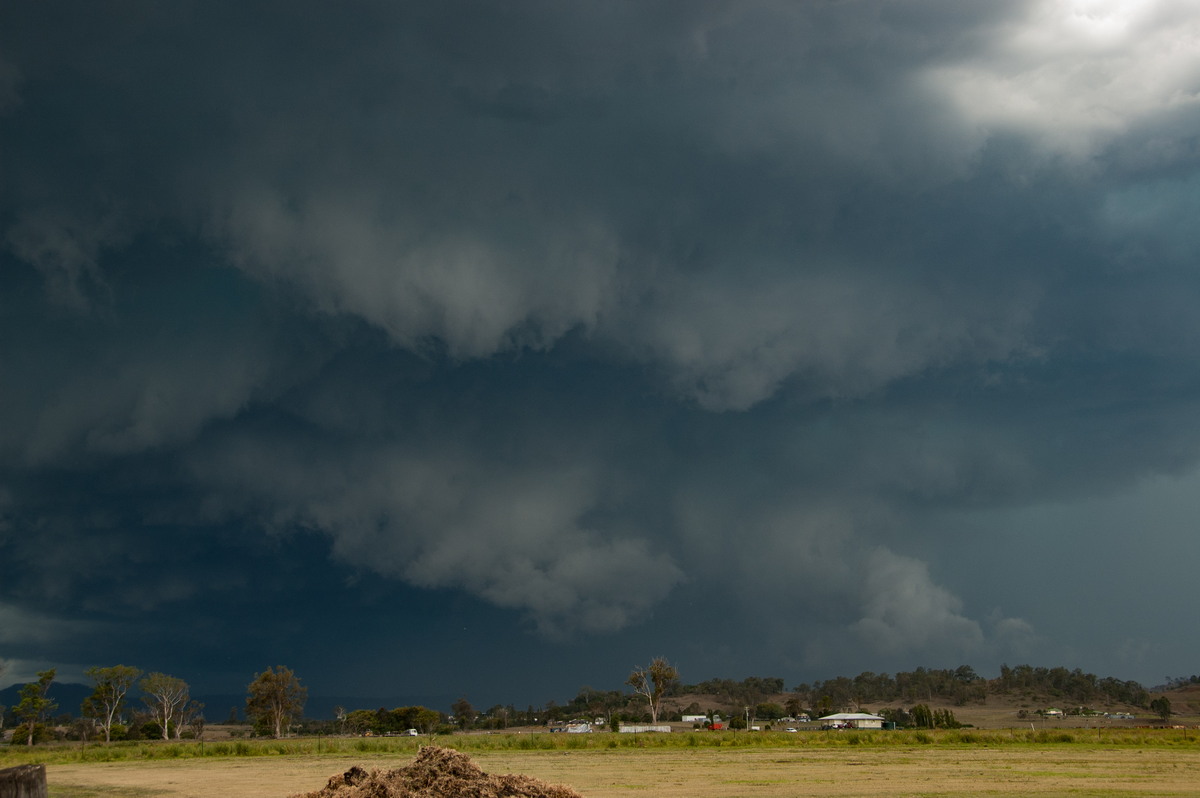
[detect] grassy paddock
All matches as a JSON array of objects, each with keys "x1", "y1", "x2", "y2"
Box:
[
  {"x1": 25, "y1": 737, "x2": 1200, "y2": 798},
  {"x1": 3, "y1": 727, "x2": 1198, "y2": 768}
]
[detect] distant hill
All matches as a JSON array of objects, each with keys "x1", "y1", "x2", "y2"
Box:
[{"x1": 0, "y1": 682, "x2": 92, "y2": 719}]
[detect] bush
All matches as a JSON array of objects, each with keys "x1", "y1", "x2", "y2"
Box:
[
  {"x1": 9, "y1": 724, "x2": 52, "y2": 745},
  {"x1": 139, "y1": 721, "x2": 164, "y2": 739}
]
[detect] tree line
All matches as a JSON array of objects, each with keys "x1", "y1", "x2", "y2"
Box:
[
  {"x1": 2, "y1": 659, "x2": 1169, "y2": 744},
  {"x1": 792, "y1": 664, "x2": 1150, "y2": 712},
  {"x1": 437, "y1": 660, "x2": 1165, "y2": 731},
  {"x1": 552, "y1": 662, "x2": 1157, "y2": 727},
  {"x1": 4, "y1": 664, "x2": 307, "y2": 746}
]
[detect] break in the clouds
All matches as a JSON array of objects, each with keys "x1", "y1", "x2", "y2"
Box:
[{"x1": 3, "y1": 1, "x2": 1200, "y2": 700}]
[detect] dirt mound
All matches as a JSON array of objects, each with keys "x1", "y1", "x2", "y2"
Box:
[{"x1": 292, "y1": 746, "x2": 584, "y2": 798}]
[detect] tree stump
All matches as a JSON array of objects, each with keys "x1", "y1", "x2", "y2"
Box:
[{"x1": 0, "y1": 765, "x2": 47, "y2": 798}]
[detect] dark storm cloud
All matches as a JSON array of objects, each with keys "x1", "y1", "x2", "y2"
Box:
[{"x1": 4, "y1": 1, "x2": 1200, "y2": 694}]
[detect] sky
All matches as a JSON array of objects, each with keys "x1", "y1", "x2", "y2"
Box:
[{"x1": 3, "y1": 1, "x2": 1200, "y2": 711}]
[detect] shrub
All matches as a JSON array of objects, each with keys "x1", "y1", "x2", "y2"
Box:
[{"x1": 9, "y1": 723, "x2": 52, "y2": 745}]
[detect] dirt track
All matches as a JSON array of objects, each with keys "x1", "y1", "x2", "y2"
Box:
[{"x1": 47, "y1": 745, "x2": 1200, "y2": 797}]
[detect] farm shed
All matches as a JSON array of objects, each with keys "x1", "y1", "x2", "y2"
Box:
[{"x1": 817, "y1": 712, "x2": 886, "y2": 729}]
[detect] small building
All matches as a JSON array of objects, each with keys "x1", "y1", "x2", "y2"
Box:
[
  {"x1": 817, "y1": 712, "x2": 886, "y2": 729},
  {"x1": 619, "y1": 724, "x2": 671, "y2": 733},
  {"x1": 682, "y1": 714, "x2": 708, "y2": 723}
]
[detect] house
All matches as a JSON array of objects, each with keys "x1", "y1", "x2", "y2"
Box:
[{"x1": 817, "y1": 712, "x2": 886, "y2": 729}]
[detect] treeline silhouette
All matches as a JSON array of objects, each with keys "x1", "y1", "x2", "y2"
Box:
[{"x1": 678, "y1": 665, "x2": 1150, "y2": 709}]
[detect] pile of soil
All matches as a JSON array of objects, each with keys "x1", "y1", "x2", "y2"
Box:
[{"x1": 292, "y1": 746, "x2": 584, "y2": 798}]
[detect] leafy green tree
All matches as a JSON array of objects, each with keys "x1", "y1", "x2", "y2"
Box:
[
  {"x1": 451, "y1": 697, "x2": 475, "y2": 730},
  {"x1": 483, "y1": 704, "x2": 509, "y2": 730},
  {"x1": 909, "y1": 703, "x2": 934, "y2": 729},
  {"x1": 82, "y1": 665, "x2": 142, "y2": 743},
  {"x1": 245, "y1": 665, "x2": 307, "y2": 739},
  {"x1": 1150, "y1": 696, "x2": 1172, "y2": 720},
  {"x1": 140, "y1": 672, "x2": 189, "y2": 740},
  {"x1": 626, "y1": 657, "x2": 678, "y2": 724},
  {"x1": 15, "y1": 669, "x2": 57, "y2": 746},
  {"x1": 755, "y1": 702, "x2": 785, "y2": 720},
  {"x1": 879, "y1": 707, "x2": 912, "y2": 727},
  {"x1": 345, "y1": 708, "x2": 377, "y2": 735},
  {"x1": 413, "y1": 706, "x2": 442, "y2": 736},
  {"x1": 933, "y1": 708, "x2": 961, "y2": 728}
]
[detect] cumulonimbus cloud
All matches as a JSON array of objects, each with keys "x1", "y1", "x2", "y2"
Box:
[{"x1": 1, "y1": 1, "x2": 1197, "y2": 683}]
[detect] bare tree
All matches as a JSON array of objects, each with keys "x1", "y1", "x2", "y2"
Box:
[
  {"x1": 626, "y1": 657, "x2": 678, "y2": 724},
  {"x1": 140, "y1": 672, "x2": 189, "y2": 740},
  {"x1": 180, "y1": 699, "x2": 205, "y2": 739}
]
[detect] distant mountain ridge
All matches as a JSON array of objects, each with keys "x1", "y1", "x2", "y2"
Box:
[{"x1": 0, "y1": 682, "x2": 92, "y2": 718}]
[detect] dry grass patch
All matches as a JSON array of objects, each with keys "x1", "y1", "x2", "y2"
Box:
[{"x1": 41, "y1": 742, "x2": 1200, "y2": 798}]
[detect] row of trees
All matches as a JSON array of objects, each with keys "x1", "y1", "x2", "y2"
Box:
[
  {"x1": 4, "y1": 657, "x2": 1175, "y2": 744},
  {"x1": 549, "y1": 660, "x2": 1166, "y2": 729},
  {"x1": 6, "y1": 664, "x2": 307, "y2": 745},
  {"x1": 790, "y1": 665, "x2": 1150, "y2": 711},
  {"x1": 340, "y1": 705, "x2": 443, "y2": 736},
  {"x1": 678, "y1": 676, "x2": 786, "y2": 706},
  {"x1": 669, "y1": 665, "x2": 1151, "y2": 712}
]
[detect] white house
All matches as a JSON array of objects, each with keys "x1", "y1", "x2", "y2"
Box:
[{"x1": 817, "y1": 712, "x2": 886, "y2": 729}]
